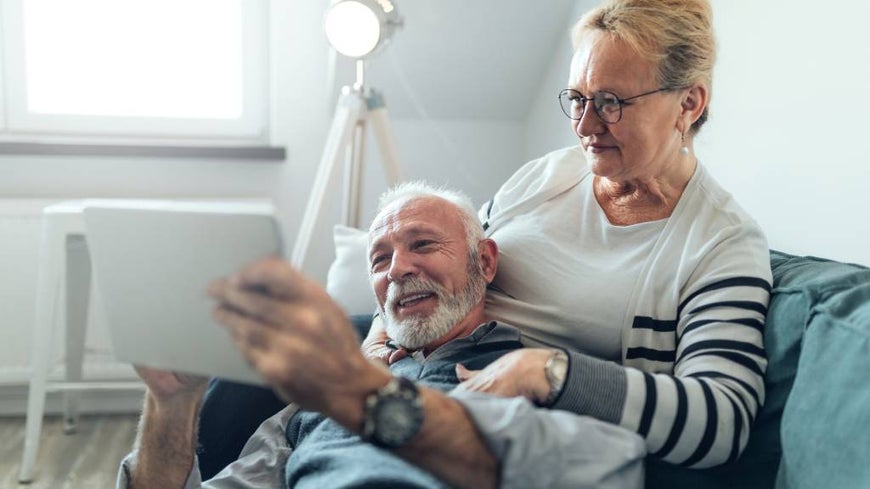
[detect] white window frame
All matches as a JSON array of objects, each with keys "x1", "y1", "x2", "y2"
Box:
[{"x1": 0, "y1": 0, "x2": 270, "y2": 146}]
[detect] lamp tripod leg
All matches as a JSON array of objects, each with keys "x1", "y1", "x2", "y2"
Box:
[
  {"x1": 290, "y1": 91, "x2": 364, "y2": 268},
  {"x1": 342, "y1": 119, "x2": 366, "y2": 229},
  {"x1": 290, "y1": 87, "x2": 404, "y2": 270},
  {"x1": 366, "y1": 90, "x2": 403, "y2": 186}
]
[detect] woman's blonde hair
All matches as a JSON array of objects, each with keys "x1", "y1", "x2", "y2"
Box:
[{"x1": 573, "y1": 0, "x2": 715, "y2": 133}]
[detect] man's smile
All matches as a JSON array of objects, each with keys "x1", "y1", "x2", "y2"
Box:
[{"x1": 394, "y1": 292, "x2": 438, "y2": 315}]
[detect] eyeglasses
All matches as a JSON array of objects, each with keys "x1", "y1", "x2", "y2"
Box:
[{"x1": 558, "y1": 87, "x2": 679, "y2": 124}]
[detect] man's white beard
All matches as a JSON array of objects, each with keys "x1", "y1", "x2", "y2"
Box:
[{"x1": 381, "y1": 261, "x2": 486, "y2": 351}]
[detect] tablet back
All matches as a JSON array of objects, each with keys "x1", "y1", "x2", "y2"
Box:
[{"x1": 84, "y1": 201, "x2": 281, "y2": 385}]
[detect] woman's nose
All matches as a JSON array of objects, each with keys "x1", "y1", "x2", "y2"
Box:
[{"x1": 575, "y1": 103, "x2": 605, "y2": 138}]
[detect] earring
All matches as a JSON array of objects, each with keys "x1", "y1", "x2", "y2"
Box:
[{"x1": 680, "y1": 132, "x2": 690, "y2": 156}]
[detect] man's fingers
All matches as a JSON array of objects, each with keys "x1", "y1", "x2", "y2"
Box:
[
  {"x1": 212, "y1": 308, "x2": 310, "y2": 401},
  {"x1": 174, "y1": 372, "x2": 210, "y2": 387},
  {"x1": 388, "y1": 348, "x2": 409, "y2": 364},
  {"x1": 210, "y1": 280, "x2": 291, "y2": 328},
  {"x1": 455, "y1": 363, "x2": 479, "y2": 381},
  {"x1": 206, "y1": 277, "x2": 229, "y2": 298},
  {"x1": 362, "y1": 344, "x2": 392, "y2": 364},
  {"x1": 235, "y1": 256, "x2": 306, "y2": 300},
  {"x1": 134, "y1": 365, "x2": 209, "y2": 402},
  {"x1": 214, "y1": 305, "x2": 276, "y2": 352}
]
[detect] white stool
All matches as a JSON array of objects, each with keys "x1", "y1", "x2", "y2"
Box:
[{"x1": 18, "y1": 201, "x2": 143, "y2": 483}]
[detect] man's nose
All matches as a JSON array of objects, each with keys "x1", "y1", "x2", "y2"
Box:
[{"x1": 387, "y1": 250, "x2": 418, "y2": 282}]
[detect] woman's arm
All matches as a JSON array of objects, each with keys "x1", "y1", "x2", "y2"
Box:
[
  {"x1": 458, "y1": 225, "x2": 772, "y2": 468},
  {"x1": 613, "y1": 260, "x2": 770, "y2": 467},
  {"x1": 597, "y1": 224, "x2": 772, "y2": 468},
  {"x1": 458, "y1": 278, "x2": 769, "y2": 469}
]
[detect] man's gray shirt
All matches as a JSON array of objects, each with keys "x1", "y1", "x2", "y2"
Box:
[{"x1": 117, "y1": 323, "x2": 646, "y2": 488}]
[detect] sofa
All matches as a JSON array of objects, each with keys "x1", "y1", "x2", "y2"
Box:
[{"x1": 198, "y1": 250, "x2": 870, "y2": 488}]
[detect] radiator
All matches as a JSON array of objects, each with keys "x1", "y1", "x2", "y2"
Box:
[{"x1": 0, "y1": 200, "x2": 136, "y2": 387}]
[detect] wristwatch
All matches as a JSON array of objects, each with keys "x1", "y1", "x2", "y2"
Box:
[
  {"x1": 542, "y1": 349, "x2": 569, "y2": 406},
  {"x1": 361, "y1": 376, "x2": 424, "y2": 449}
]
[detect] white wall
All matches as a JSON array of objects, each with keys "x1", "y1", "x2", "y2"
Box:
[
  {"x1": 526, "y1": 0, "x2": 870, "y2": 266},
  {"x1": 361, "y1": 118, "x2": 527, "y2": 213},
  {"x1": 523, "y1": 28, "x2": 578, "y2": 161},
  {"x1": 700, "y1": 0, "x2": 870, "y2": 265},
  {"x1": 523, "y1": 1, "x2": 591, "y2": 160}
]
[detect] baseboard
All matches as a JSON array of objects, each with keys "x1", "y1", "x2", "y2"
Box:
[{"x1": 0, "y1": 383, "x2": 146, "y2": 417}]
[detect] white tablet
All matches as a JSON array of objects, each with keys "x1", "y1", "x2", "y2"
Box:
[{"x1": 84, "y1": 201, "x2": 282, "y2": 385}]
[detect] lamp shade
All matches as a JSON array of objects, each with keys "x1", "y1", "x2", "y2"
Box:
[{"x1": 324, "y1": 0, "x2": 402, "y2": 59}]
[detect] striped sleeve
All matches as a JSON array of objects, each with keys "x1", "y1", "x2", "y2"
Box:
[
  {"x1": 622, "y1": 274, "x2": 770, "y2": 467},
  {"x1": 555, "y1": 275, "x2": 770, "y2": 468}
]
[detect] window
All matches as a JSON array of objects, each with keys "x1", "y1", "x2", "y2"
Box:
[{"x1": 0, "y1": 0, "x2": 269, "y2": 145}]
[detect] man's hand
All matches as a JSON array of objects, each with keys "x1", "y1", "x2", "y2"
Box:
[
  {"x1": 455, "y1": 348, "x2": 553, "y2": 404},
  {"x1": 134, "y1": 366, "x2": 208, "y2": 407},
  {"x1": 208, "y1": 257, "x2": 390, "y2": 424}
]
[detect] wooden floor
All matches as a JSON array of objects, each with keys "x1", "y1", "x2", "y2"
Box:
[{"x1": 0, "y1": 414, "x2": 138, "y2": 489}]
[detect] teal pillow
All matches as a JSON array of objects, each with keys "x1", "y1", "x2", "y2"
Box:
[{"x1": 776, "y1": 279, "x2": 870, "y2": 489}]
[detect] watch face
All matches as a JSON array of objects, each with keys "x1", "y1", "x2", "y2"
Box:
[
  {"x1": 376, "y1": 398, "x2": 422, "y2": 447},
  {"x1": 364, "y1": 377, "x2": 424, "y2": 448}
]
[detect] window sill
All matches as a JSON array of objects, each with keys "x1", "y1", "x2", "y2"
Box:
[{"x1": 0, "y1": 142, "x2": 286, "y2": 161}]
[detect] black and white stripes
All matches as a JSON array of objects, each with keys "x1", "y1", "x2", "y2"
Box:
[{"x1": 621, "y1": 276, "x2": 771, "y2": 467}]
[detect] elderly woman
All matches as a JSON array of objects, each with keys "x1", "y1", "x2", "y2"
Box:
[{"x1": 363, "y1": 0, "x2": 771, "y2": 469}]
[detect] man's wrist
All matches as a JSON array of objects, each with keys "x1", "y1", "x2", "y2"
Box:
[
  {"x1": 324, "y1": 359, "x2": 393, "y2": 432},
  {"x1": 133, "y1": 391, "x2": 201, "y2": 488},
  {"x1": 145, "y1": 388, "x2": 203, "y2": 420}
]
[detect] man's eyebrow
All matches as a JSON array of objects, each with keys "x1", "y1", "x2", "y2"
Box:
[
  {"x1": 368, "y1": 238, "x2": 388, "y2": 257},
  {"x1": 401, "y1": 225, "x2": 442, "y2": 239}
]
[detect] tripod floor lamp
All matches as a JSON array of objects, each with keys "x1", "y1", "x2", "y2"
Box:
[{"x1": 291, "y1": 0, "x2": 404, "y2": 267}]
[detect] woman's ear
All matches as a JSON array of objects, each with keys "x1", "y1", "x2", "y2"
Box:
[{"x1": 679, "y1": 83, "x2": 709, "y2": 131}]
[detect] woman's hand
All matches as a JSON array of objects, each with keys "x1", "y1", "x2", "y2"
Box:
[
  {"x1": 455, "y1": 348, "x2": 554, "y2": 404},
  {"x1": 361, "y1": 315, "x2": 409, "y2": 365}
]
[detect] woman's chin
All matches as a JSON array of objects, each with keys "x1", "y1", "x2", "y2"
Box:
[{"x1": 586, "y1": 158, "x2": 622, "y2": 179}]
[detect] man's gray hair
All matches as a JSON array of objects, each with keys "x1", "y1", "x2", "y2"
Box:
[{"x1": 374, "y1": 181, "x2": 484, "y2": 252}]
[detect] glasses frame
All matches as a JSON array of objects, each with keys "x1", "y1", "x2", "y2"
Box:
[{"x1": 558, "y1": 86, "x2": 681, "y2": 124}]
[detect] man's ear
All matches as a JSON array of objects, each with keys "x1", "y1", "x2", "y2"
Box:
[
  {"x1": 679, "y1": 83, "x2": 708, "y2": 132},
  {"x1": 478, "y1": 238, "x2": 498, "y2": 283}
]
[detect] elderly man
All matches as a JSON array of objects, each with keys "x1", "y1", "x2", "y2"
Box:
[{"x1": 118, "y1": 182, "x2": 644, "y2": 489}]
